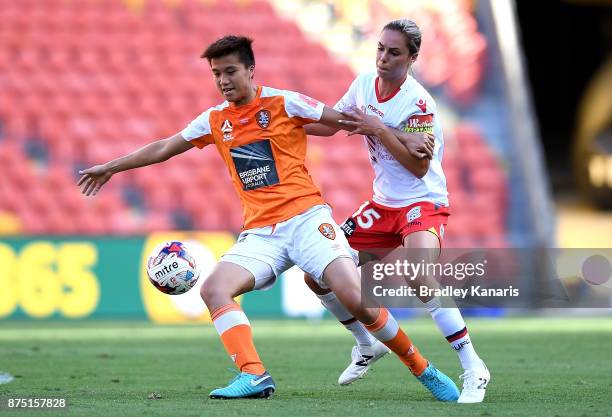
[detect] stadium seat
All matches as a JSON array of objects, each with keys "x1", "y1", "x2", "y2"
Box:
[
  {"x1": 19, "y1": 208, "x2": 47, "y2": 234},
  {"x1": 0, "y1": 0, "x2": 506, "y2": 241}
]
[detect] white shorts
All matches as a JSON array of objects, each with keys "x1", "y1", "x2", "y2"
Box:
[{"x1": 221, "y1": 205, "x2": 358, "y2": 290}]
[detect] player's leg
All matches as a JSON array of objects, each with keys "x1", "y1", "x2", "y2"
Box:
[
  {"x1": 304, "y1": 249, "x2": 382, "y2": 349},
  {"x1": 291, "y1": 205, "x2": 459, "y2": 401},
  {"x1": 321, "y1": 257, "x2": 459, "y2": 401},
  {"x1": 322, "y1": 257, "x2": 426, "y2": 371},
  {"x1": 200, "y1": 229, "x2": 287, "y2": 400},
  {"x1": 304, "y1": 271, "x2": 379, "y2": 349},
  {"x1": 302, "y1": 201, "x2": 399, "y2": 384},
  {"x1": 200, "y1": 261, "x2": 275, "y2": 399},
  {"x1": 304, "y1": 270, "x2": 389, "y2": 385},
  {"x1": 403, "y1": 230, "x2": 490, "y2": 403}
]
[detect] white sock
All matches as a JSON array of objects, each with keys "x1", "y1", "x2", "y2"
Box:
[
  {"x1": 424, "y1": 297, "x2": 482, "y2": 370},
  {"x1": 318, "y1": 291, "x2": 376, "y2": 348}
]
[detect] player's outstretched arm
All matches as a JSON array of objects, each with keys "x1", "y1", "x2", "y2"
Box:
[
  {"x1": 77, "y1": 133, "x2": 194, "y2": 196},
  {"x1": 304, "y1": 122, "x2": 340, "y2": 137},
  {"x1": 318, "y1": 106, "x2": 358, "y2": 133},
  {"x1": 315, "y1": 107, "x2": 433, "y2": 160},
  {"x1": 339, "y1": 108, "x2": 430, "y2": 178}
]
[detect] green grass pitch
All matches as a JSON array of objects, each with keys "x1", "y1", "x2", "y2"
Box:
[{"x1": 1, "y1": 318, "x2": 611, "y2": 417}]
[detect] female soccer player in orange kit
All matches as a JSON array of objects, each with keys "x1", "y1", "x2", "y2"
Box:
[{"x1": 78, "y1": 35, "x2": 460, "y2": 401}]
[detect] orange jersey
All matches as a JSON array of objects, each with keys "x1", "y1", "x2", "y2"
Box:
[{"x1": 181, "y1": 86, "x2": 326, "y2": 229}]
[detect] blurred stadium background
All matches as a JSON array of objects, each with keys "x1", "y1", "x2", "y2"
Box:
[{"x1": 0, "y1": 0, "x2": 610, "y2": 322}]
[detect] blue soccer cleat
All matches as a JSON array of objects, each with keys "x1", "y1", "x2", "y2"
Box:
[
  {"x1": 209, "y1": 371, "x2": 276, "y2": 400},
  {"x1": 416, "y1": 363, "x2": 460, "y2": 402}
]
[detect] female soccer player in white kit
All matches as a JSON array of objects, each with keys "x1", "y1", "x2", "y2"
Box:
[{"x1": 304, "y1": 19, "x2": 490, "y2": 403}]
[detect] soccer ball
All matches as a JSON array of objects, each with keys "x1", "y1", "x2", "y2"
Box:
[{"x1": 146, "y1": 241, "x2": 200, "y2": 295}]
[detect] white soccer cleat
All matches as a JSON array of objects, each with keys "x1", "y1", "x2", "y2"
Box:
[
  {"x1": 457, "y1": 360, "x2": 490, "y2": 403},
  {"x1": 338, "y1": 341, "x2": 390, "y2": 385}
]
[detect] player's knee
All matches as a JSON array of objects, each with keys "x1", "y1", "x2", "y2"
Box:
[
  {"x1": 199, "y1": 276, "x2": 228, "y2": 307},
  {"x1": 304, "y1": 273, "x2": 331, "y2": 295},
  {"x1": 199, "y1": 280, "x2": 211, "y2": 305}
]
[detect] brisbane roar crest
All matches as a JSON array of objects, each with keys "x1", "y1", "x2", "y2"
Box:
[
  {"x1": 318, "y1": 223, "x2": 336, "y2": 240},
  {"x1": 255, "y1": 109, "x2": 271, "y2": 129}
]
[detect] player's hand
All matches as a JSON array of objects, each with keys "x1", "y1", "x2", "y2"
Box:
[
  {"x1": 398, "y1": 132, "x2": 435, "y2": 160},
  {"x1": 77, "y1": 164, "x2": 113, "y2": 196},
  {"x1": 338, "y1": 108, "x2": 387, "y2": 137}
]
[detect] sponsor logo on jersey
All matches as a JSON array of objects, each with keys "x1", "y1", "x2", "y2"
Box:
[
  {"x1": 378, "y1": 151, "x2": 396, "y2": 161},
  {"x1": 255, "y1": 109, "x2": 271, "y2": 129},
  {"x1": 239, "y1": 118, "x2": 250, "y2": 125},
  {"x1": 366, "y1": 135, "x2": 396, "y2": 162},
  {"x1": 230, "y1": 139, "x2": 280, "y2": 191},
  {"x1": 407, "y1": 206, "x2": 422, "y2": 223},
  {"x1": 298, "y1": 93, "x2": 321, "y2": 108},
  {"x1": 402, "y1": 114, "x2": 434, "y2": 133},
  {"x1": 318, "y1": 223, "x2": 336, "y2": 240},
  {"x1": 367, "y1": 104, "x2": 384, "y2": 118},
  {"x1": 416, "y1": 99, "x2": 427, "y2": 113},
  {"x1": 221, "y1": 119, "x2": 234, "y2": 141}
]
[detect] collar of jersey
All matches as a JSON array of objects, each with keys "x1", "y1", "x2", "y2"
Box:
[{"x1": 375, "y1": 75, "x2": 410, "y2": 103}]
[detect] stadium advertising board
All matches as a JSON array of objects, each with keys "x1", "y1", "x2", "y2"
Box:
[{"x1": 0, "y1": 233, "x2": 325, "y2": 322}]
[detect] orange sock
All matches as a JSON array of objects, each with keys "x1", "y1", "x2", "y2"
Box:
[
  {"x1": 211, "y1": 303, "x2": 265, "y2": 375},
  {"x1": 363, "y1": 308, "x2": 428, "y2": 376}
]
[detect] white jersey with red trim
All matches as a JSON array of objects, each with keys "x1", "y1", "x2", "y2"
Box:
[{"x1": 334, "y1": 72, "x2": 448, "y2": 208}]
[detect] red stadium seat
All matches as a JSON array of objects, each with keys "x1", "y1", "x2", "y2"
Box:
[
  {"x1": 74, "y1": 210, "x2": 109, "y2": 235},
  {"x1": 146, "y1": 186, "x2": 177, "y2": 212},
  {"x1": 0, "y1": 0, "x2": 504, "y2": 241},
  {"x1": 20, "y1": 208, "x2": 47, "y2": 234},
  {"x1": 143, "y1": 213, "x2": 173, "y2": 233}
]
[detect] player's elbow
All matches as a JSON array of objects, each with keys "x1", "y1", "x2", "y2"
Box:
[
  {"x1": 155, "y1": 139, "x2": 175, "y2": 163},
  {"x1": 410, "y1": 160, "x2": 430, "y2": 179},
  {"x1": 414, "y1": 167, "x2": 428, "y2": 179}
]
